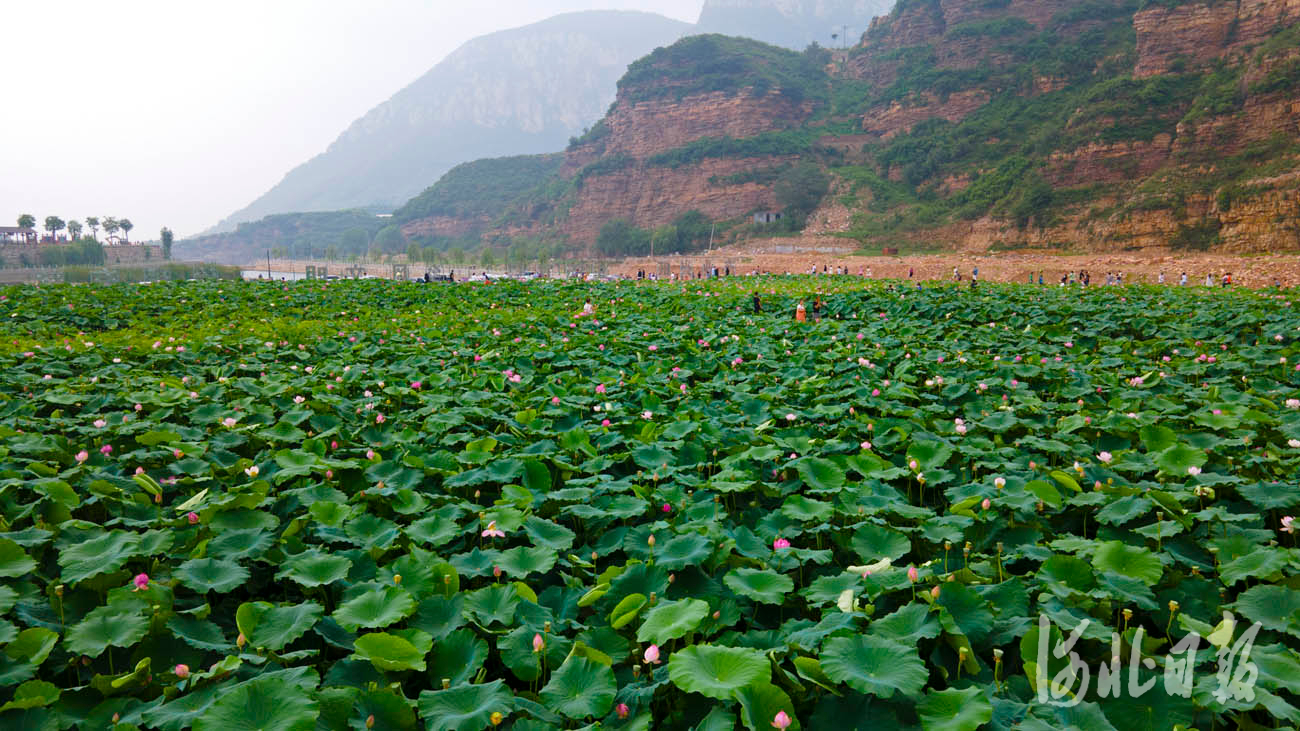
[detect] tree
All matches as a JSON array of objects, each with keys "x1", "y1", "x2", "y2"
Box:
[
  {"x1": 85, "y1": 216, "x2": 100, "y2": 241},
  {"x1": 406, "y1": 241, "x2": 422, "y2": 262},
  {"x1": 44, "y1": 216, "x2": 66, "y2": 241},
  {"x1": 17, "y1": 214, "x2": 35, "y2": 229},
  {"x1": 596, "y1": 219, "x2": 650, "y2": 257},
  {"x1": 67, "y1": 220, "x2": 83, "y2": 240},
  {"x1": 774, "y1": 163, "x2": 830, "y2": 226},
  {"x1": 119, "y1": 218, "x2": 133, "y2": 244},
  {"x1": 650, "y1": 225, "x2": 678, "y2": 257},
  {"x1": 324, "y1": 245, "x2": 339, "y2": 261},
  {"x1": 102, "y1": 217, "x2": 120, "y2": 244},
  {"x1": 372, "y1": 225, "x2": 406, "y2": 255},
  {"x1": 160, "y1": 227, "x2": 174, "y2": 260},
  {"x1": 341, "y1": 227, "x2": 369, "y2": 255}
]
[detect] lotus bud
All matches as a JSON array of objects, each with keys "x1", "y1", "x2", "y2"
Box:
[
  {"x1": 237, "y1": 633, "x2": 246, "y2": 649},
  {"x1": 616, "y1": 703, "x2": 630, "y2": 719},
  {"x1": 930, "y1": 586, "x2": 940, "y2": 598},
  {"x1": 647, "y1": 534, "x2": 656, "y2": 547},
  {"x1": 493, "y1": 566, "x2": 502, "y2": 578},
  {"x1": 713, "y1": 611, "x2": 721, "y2": 619},
  {"x1": 367, "y1": 714, "x2": 376, "y2": 728},
  {"x1": 591, "y1": 551, "x2": 598, "y2": 562},
  {"x1": 112, "y1": 714, "x2": 120, "y2": 724},
  {"x1": 533, "y1": 633, "x2": 544, "y2": 653},
  {"x1": 907, "y1": 566, "x2": 919, "y2": 583},
  {"x1": 175, "y1": 664, "x2": 190, "y2": 679},
  {"x1": 981, "y1": 498, "x2": 991, "y2": 510},
  {"x1": 644, "y1": 644, "x2": 661, "y2": 664},
  {"x1": 668, "y1": 573, "x2": 675, "y2": 583}
]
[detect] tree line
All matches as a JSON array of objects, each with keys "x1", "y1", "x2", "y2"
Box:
[{"x1": 16, "y1": 214, "x2": 134, "y2": 244}]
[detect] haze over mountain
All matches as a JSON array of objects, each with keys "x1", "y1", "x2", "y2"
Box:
[
  {"x1": 696, "y1": 0, "x2": 895, "y2": 50},
  {"x1": 211, "y1": 10, "x2": 692, "y2": 232}
]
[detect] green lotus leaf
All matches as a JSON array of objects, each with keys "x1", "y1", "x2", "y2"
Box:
[
  {"x1": 667, "y1": 644, "x2": 769, "y2": 700},
  {"x1": 609, "y1": 593, "x2": 647, "y2": 629},
  {"x1": 1155, "y1": 444, "x2": 1207, "y2": 476},
  {"x1": 851, "y1": 523, "x2": 911, "y2": 562},
  {"x1": 166, "y1": 616, "x2": 232, "y2": 652},
  {"x1": 463, "y1": 584, "x2": 519, "y2": 627},
  {"x1": 1092, "y1": 541, "x2": 1163, "y2": 585},
  {"x1": 1026, "y1": 480, "x2": 1062, "y2": 508},
  {"x1": 1219, "y1": 547, "x2": 1288, "y2": 586},
  {"x1": 193, "y1": 669, "x2": 319, "y2": 731},
  {"x1": 65, "y1": 606, "x2": 149, "y2": 658},
  {"x1": 906, "y1": 439, "x2": 952, "y2": 471},
  {"x1": 406, "y1": 514, "x2": 461, "y2": 548},
  {"x1": 276, "y1": 551, "x2": 353, "y2": 588},
  {"x1": 428, "y1": 629, "x2": 489, "y2": 686},
  {"x1": 636, "y1": 598, "x2": 710, "y2": 645},
  {"x1": 0, "y1": 679, "x2": 60, "y2": 712},
  {"x1": 57, "y1": 531, "x2": 140, "y2": 584},
  {"x1": 417, "y1": 680, "x2": 513, "y2": 731},
  {"x1": 498, "y1": 625, "x2": 572, "y2": 682},
  {"x1": 781, "y1": 495, "x2": 835, "y2": 522},
  {"x1": 724, "y1": 568, "x2": 794, "y2": 604},
  {"x1": 332, "y1": 586, "x2": 416, "y2": 631},
  {"x1": 654, "y1": 533, "x2": 714, "y2": 571},
  {"x1": 175, "y1": 557, "x2": 250, "y2": 594},
  {"x1": 496, "y1": 546, "x2": 557, "y2": 578},
  {"x1": 1232, "y1": 585, "x2": 1300, "y2": 636},
  {"x1": 796, "y1": 458, "x2": 845, "y2": 491},
  {"x1": 736, "y1": 680, "x2": 800, "y2": 731},
  {"x1": 5, "y1": 628, "x2": 59, "y2": 666},
  {"x1": 208, "y1": 528, "x2": 273, "y2": 560},
  {"x1": 869, "y1": 603, "x2": 941, "y2": 645},
  {"x1": 1139, "y1": 425, "x2": 1177, "y2": 453},
  {"x1": 918, "y1": 686, "x2": 993, "y2": 731},
  {"x1": 523, "y1": 516, "x2": 574, "y2": 551},
  {"x1": 0, "y1": 539, "x2": 35, "y2": 580},
  {"x1": 236, "y1": 601, "x2": 324, "y2": 651},
  {"x1": 539, "y1": 655, "x2": 617, "y2": 720},
  {"x1": 352, "y1": 631, "x2": 428, "y2": 672},
  {"x1": 821, "y1": 636, "x2": 927, "y2": 698}
]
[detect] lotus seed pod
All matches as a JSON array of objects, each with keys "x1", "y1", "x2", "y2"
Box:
[
  {"x1": 993, "y1": 648, "x2": 1004, "y2": 661},
  {"x1": 442, "y1": 678, "x2": 450, "y2": 689},
  {"x1": 1122, "y1": 608, "x2": 1133, "y2": 621},
  {"x1": 1168, "y1": 600, "x2": 1179, "y2": 612}
]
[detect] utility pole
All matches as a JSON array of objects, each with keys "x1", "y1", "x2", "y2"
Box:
[{"x1": 267, "y1": 250, "x2": 271, "y2": 280}]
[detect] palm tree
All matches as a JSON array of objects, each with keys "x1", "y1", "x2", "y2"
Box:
[
  {"x1": 119, "y1": 219, "x2": 133, "y2": 244},
  {"x1": 85, "y1": 216, "x2": 100, "y2": 241},
  {"x1": 44, "y1": 216, "x2": 66, "y2": 241},
  {"x1": 67, "y1": 220, "x2": 83, "y2": 240},
  {"x1": 103, "y1": 217, "x2": 120, "y2": 245}
]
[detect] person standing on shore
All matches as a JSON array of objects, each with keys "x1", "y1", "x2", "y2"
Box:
[
  {"x1": 1180, "y1": 272, "x2": 1188, "y2": 286},
  {"x1": 1158, "y1": 271, "x2": 1165, "y2": 284}
]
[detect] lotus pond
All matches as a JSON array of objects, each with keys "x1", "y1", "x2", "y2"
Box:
[{"x1": 0, "y1": 278, "x2": 1297, "y2": 730}]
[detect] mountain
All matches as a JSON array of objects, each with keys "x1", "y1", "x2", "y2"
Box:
[
  {"x1": 207, "y1": 11, "x2": 691, "y2": 233},
  {"x1": 696, "y1": 0, "x2": 896, "y2": 50},
  {"x1": 395, "y1": 0, "x2": 1300, "y2": 256}
]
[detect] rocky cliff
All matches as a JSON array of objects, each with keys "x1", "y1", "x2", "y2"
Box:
[{"x1": 395, "y1": 0, "x2": 1300, "y2": 257}]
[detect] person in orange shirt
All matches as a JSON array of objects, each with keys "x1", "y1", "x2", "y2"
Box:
[{"x1": 795, "y1": 300, "x2": 807, "y2": 322}]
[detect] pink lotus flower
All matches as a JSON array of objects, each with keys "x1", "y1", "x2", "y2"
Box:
[
  {"x1": 101, "y1": 445, "x2": 113, "y2": 455},
  {"x1": 481, "y1": 520, "x2": 505, "y2": 538},
  {"x1": 994, "y1": 477, "x2": 1006, "y2": 489},
  {"x1": 662, "y1": 503, "x2": 672, "y2": 513},
  {"x1": 133, "y1": 573, "x2": 149, "y2": 591},
  {"x1": 1097, "y1": 451, "x2": 1112, "y2": 463},
  {"x1": 375, "y1": 413, "x2": 385, "y2": 424},
  {"x1": 1187, "y1": 466, "x2": 1202, "y2": 476},
  {"x1": 982, "y1": 498, "x2": 991, "y2": 510},
  {"x1": 616, "y1": 703, "x2": 630, "y2": 719},
  {"x1": 187, "y1": 512, "x2": 199, "y2": 525},
  {"x1": 410, "y1": 381, "x2": 421, "y2": 390},
  {"x1": 907, "y1": 565, "x2": 919, "y2": 583},
  {"x1": 1282, "y1": 516, "x2": 1295, "y2": 534},
  {"x1": 173, "y1": 448, "x2": 184, "y2": 459},
  {"x1": 93, "y1": 419, "x2": 106, "y2": 428},
  {"x1": 644, "y1": 645, "x2": 661, "y2": 664},
  {"x1": 860, "y1": 441, "x2": 871, "y2": 450},
  {"x1": 75, "y1": 450, "x2": 89, "y2": 463},
  {"x1": 551, "y1": 396, "x2": 561, "y2": 405},
  {"x1": 533, "y1": 633, "x2": 544, "y2": 652},
  {"x1": 642, "y1": 410, "x2": 653, "y2": 419},
  {"x1": 601, "y1": 419, "x2": 611, "y2": 427},
  {"x1": 772, "y1": 711, "x2": 792, "y2": 729},
  {"x1": 223, "y1": 417, "x2": 237, "y2": 427},
  {"x1": 175, "y1": 664, "x2": 190, "y2": 679},
  {"x1": 648, "y1": 345, "x2": 658, "y2": 351},
  {"x1": 871, "y1": 388, "x2": 881, "y2": 396},
  {"x1": 596, "y1": 384, "x2": 606, "y2": 394},
  {"x1": 773, "y1": 537, "x2": 791, "y2": 550}
]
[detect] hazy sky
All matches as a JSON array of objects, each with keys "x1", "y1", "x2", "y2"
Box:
[{"x1": 2, "y1": 1, "x2": 704, "y2": 239}]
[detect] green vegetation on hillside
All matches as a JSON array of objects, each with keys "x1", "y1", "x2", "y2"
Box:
[
  {"x1": 394, "y1": 154, "x2": 566, "y2": 223},
  {"x1": 618, "y1": 34, "x2": 830, "y2": 106}
]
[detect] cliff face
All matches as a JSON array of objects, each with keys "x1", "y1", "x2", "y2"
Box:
[
  {"x1": 397, "y1": 0, "x2": 1300, "y2": 257},
  {"x1": 1134, "y1": 0, "x2": 1300, "y2": 77},
  {"x1": 599, "y1": 91, "x2": 813, "y2": 160}
]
